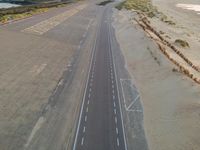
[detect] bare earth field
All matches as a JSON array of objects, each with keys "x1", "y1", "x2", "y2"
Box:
[{"x1": 113, "y1": 8, "x2": 200, "y2": 150}]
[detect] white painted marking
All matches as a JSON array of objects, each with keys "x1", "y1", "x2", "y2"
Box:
[
  {"x1": 30, "y1": 63, "x2": 47, "y2": 76},
  {"x1": 120, "y1": 79, "x2": 128, "y2": 110},
  {"x1": 108, "y1": 19, "x2": 128, "y2": 150},
  {"x1": 86, "y1": 19, "x2": 93, "y2": 30},
  {"x1": 127, "y1": 109, "x2": 143, "y2": 112},
  {"x1": 24, "y1": 117, "x2": 45, "y2": 148},
  {"x1": 83, "y1": 32, "x2": 87, "y2": 38},
  {"x1": 83, "y1": 126, "x2": 86, "y2": 133},
  {"x1": 78, "y1": 45, "x2": 81, "y2": 50},
  {"x1": 127, "y1": 95, "x2": 140, "y2": 110},
  {"x1": 113, "y1": 102, "x2": 116, "y2": 107},
  {"x1": 116, "y1": 127, "x2": 119, "y2": 134},
  {"x1": 87, "y1": 100, "x2": 90, "y2": 105},
  {"x1": 85, "y1": 116, "x2": 87, "y2": 122},
  {"x1": 23, "y1": 5, "x2": 87, "y2": 35},
  {"x1": 81, "y1": 137, "x2": 84, "y2": 145},
  {"x1": 112, "y1": 89, "x2": 115, "y2": 94},
  {"x1": 86, "y1": 107, "x2": 89, "y2": 113},
  {"x1": 89, "y1": 88, "x2": 92, "y2": 92},
  {"x1": 115, "y1": 117, "x2": 118, "y2": 124},
  {"x1": 114, "y1": 109, "x2": 117, "y2": 115},
  {"x1": 113, "y1": 95, "x2": 115, "y2": 100},
  {"x1": 117, "y1": 138, "x2": 120, "y2": 146},
  {"x1": 112, "y1": 84, "x2": 114, "y2": 89},
  {"x1": 80, "y1": 40, "x2": 83, "y2": 45},
  {"x1": 73, "y1": 17, "x2": 98, "y2": 150}
]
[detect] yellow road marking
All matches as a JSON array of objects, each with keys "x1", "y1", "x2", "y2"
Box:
[{"x1": 22, "y1": 4, "x2": 87, "y2": 35}]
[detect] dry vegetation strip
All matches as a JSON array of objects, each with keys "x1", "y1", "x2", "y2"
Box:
[
  {"x1": 97, "y1": 0, "x2": 113, "y2": 6},
  {"x1": 116, "y1": 0, "x2": 158, "y2": 17},
  {"x1": 0, "y1": 2, "x2": 71, "y2": 24},
  {"x1": 116, "y1": 0, "x2": 175, "y2": 24}
]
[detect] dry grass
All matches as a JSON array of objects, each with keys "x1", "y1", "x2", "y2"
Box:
[
  {"x1": 116, "y1": 0, "x2": 176, "y2": 25},
  {"x1": 98, "y1": 0, "x2": 113, "y2": 6},
  {"x1": 0, "y1": 8, "x2": 49, "y2": 23},
  {"x1": 175, "y1": 39, "x2": 190, "y2": 48},
  {"x1": 116, "y1": 0, "x2": 158, "y2": 17},
  {"x1": 160, "y1": 14, "x2": 175, "y2": 25},
  {"x1": 0, "y1": 2, "x2": 70, "y2": 24}
]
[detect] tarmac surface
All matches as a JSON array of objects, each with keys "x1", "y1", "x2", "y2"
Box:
[
  {"x1": 73, "y1": 6, "x2": 127, "y2": 150},
  {"x1": 0, "y1": 1, "x2": 148, "y2": 150}
]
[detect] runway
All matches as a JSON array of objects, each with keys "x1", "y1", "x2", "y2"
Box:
[{"x1": 73, "y1": 6, "x2": 127, "y2": 150}]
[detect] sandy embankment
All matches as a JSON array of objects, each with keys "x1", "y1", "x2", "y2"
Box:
[
  {"x1": 113, "y1": 7, "x2": 200, "y2": 150},
  {"x1": 149, "y1": 0, "x2": 200, "y2": 81}
]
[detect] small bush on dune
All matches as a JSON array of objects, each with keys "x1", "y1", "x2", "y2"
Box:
[
  {"x1": 116, "y1": 0, "x2": 157, "y2": 15},
  {"x1": 175, "y1": 39, "x2": 190, "y2": 48}
]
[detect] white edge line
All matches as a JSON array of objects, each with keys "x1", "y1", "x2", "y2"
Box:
[
  {"x1": 108, "y1": 14, "x2": 128, "y2": 150},
  {"x1": 72, "y1": 18, "x2": 98, "y2": 150},
  {"x1": 127, "y1": 94, "x2": 140, "y2": 110},
  {"x1": 120, "y1": 79, "x2": 128, "y2": 110}
]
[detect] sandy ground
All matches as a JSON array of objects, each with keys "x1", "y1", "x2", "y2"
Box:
[
  {"x1": 151, "y1": 0, "x2": 200, "y2": 74},
  {"x1": 113, "y1": 8, "x2": 200, "y2": 150}
]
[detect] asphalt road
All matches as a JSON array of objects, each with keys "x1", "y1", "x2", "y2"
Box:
[
  {"x1": 0, "y1": 1, "x2": 103, "y2": 149},
  {"x1": 0, "y1": 1, "x2": 148, "y2": 149},
  {"x1": 73, "y1": 6, "x2": 127, "y2": 150}
]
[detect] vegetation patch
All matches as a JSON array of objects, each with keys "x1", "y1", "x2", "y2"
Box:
[
  {"x1": 175, "y1": 39, "x2": 190, "y2": 48},
  {"x1": 98, "y1": 0, "x2": 113, "y2": 6},
  {"x1": 172, "y1": 68, "x2": 179, "y2": 72},
  {"x1": 116, "y1": 0, "x2": 158, "y2": 17},
  {"x1": 116, "y1": 0, "x2": 176, "y2": 25},
  {"x1": 0, "y1": 2, "x2": 70, "y2": 24},
  {"x1": 160, "y1": 14, "x2": 175, "y2": 25},
  {"x1": 0, "y1": 8, "x2": 48, "y2": 23}
]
